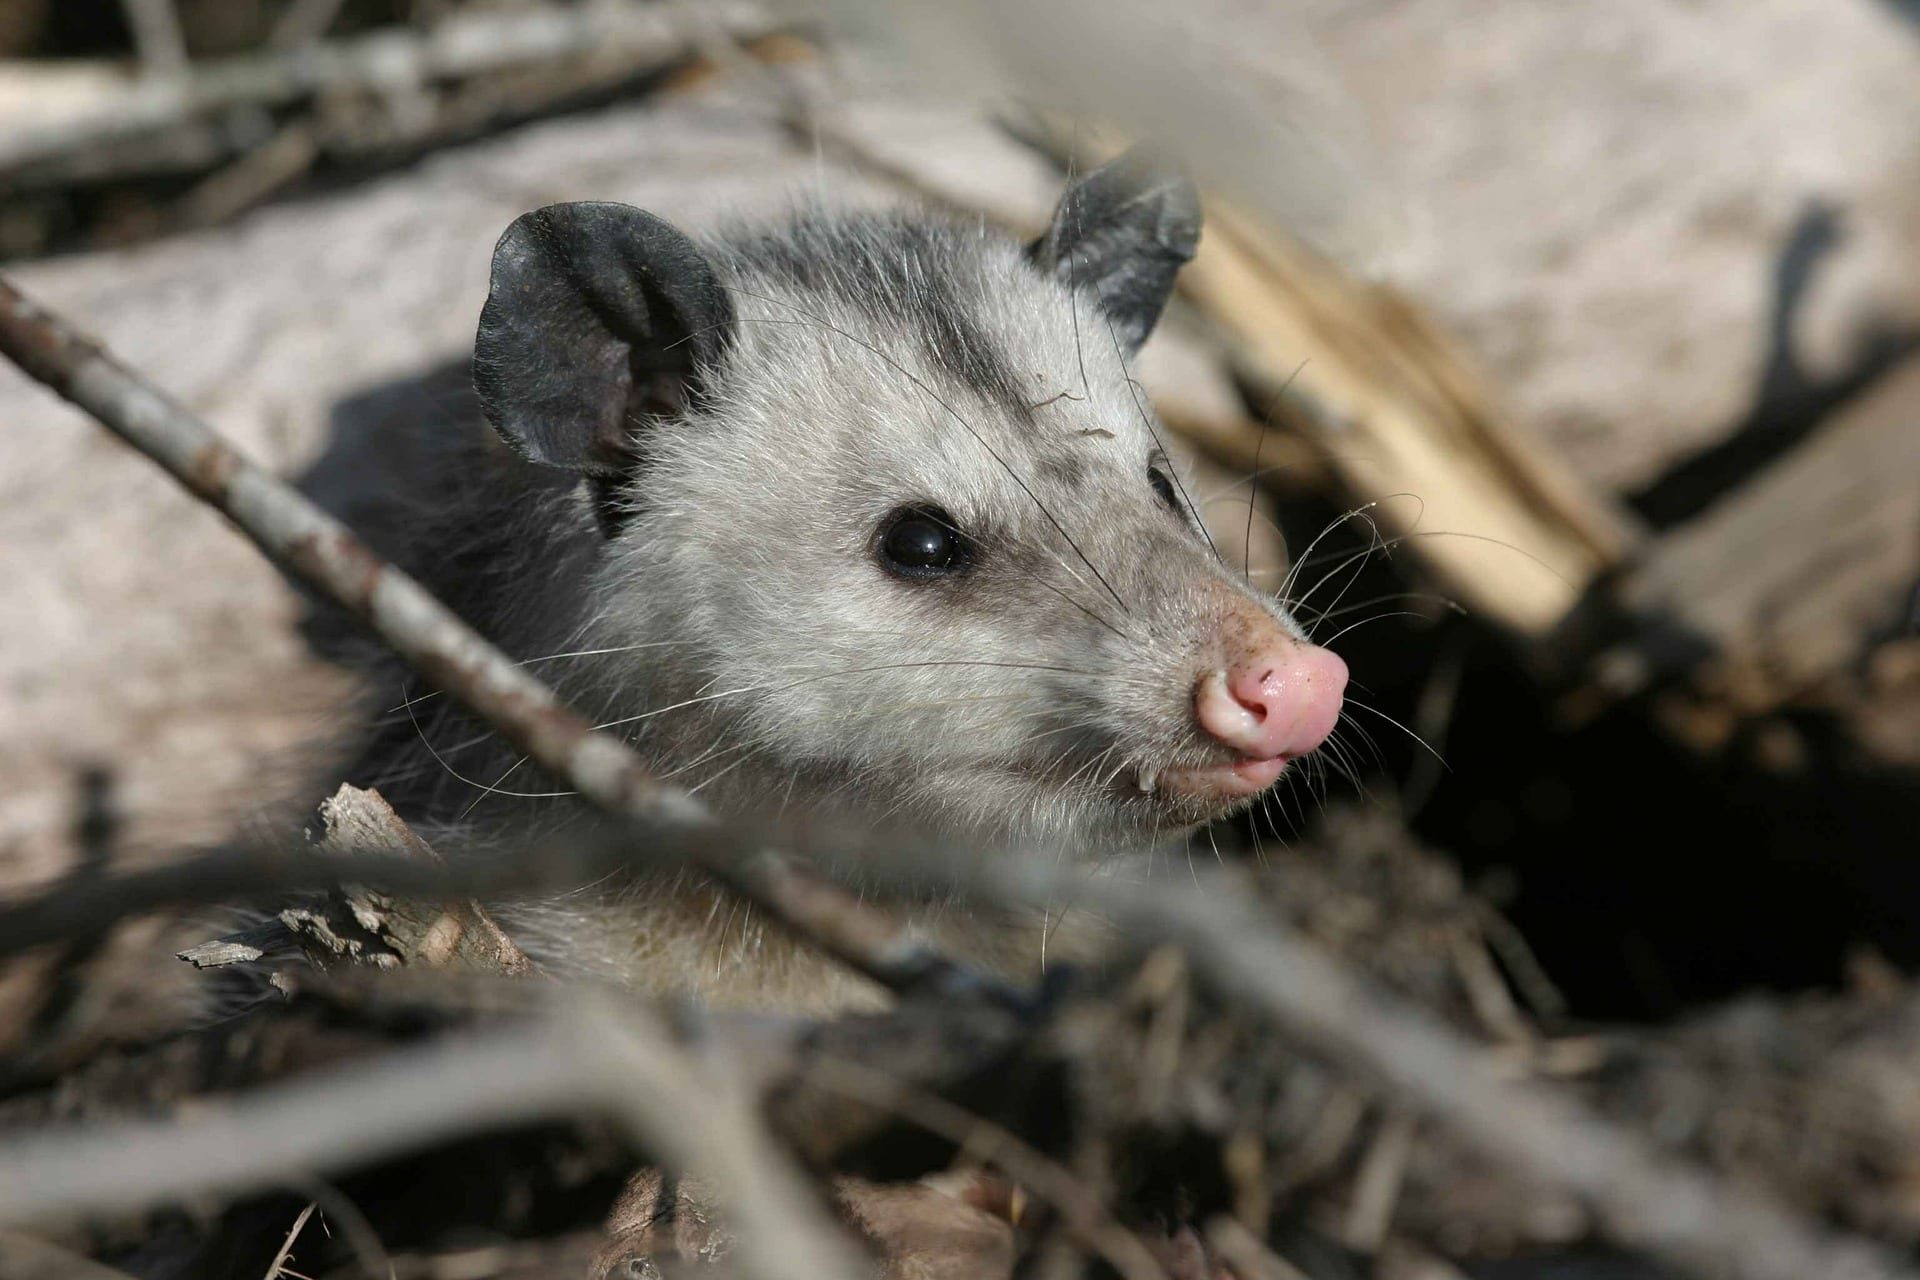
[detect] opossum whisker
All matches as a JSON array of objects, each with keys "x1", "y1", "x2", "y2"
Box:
[
  {"x1": 1059, "y1": 740, "x2": 1125, "y2": 794},
  {"x1": 384, "y1": 640, "x2": 705, "y2": 714},
  {"x1": 1194, "y1": 464, "x2": 1312, "y2": 504},
  {"x1": 1316, "y1": 610, "x2": 1427, "y2": 648},
  {"x1": 402, "y1": 688, "x2": 576, "y2": 799},
  {"x1": 1339, "y1": 697, "x2": 1448, "y2": 768},
  {"x1": 1287, "y1": 523, "x2": 1574, "y2": 621},
  {"x1": 1305, "y1": 542, "x2": 1382, "y2": 643},
  {"x1": 1290, "y1": 591, "x2": 1466, "y2": 627},
  {"x1": 835, "y1": 692, "x2": 1056, "y2": 714},
  {"x1": 999, "y1": 550, "x2": 1133, "y2": 641},
  {"x1": 591, "y1": 659, "x2": 1108, "y2": 732},
  {"x1": 1104, "y1": 308, "x2": 1218, "y2": 564},
  {"x1": 1275, "y1": 495, "x2": 1410, "y2": 606},
  {"x1": 1208, "y1": 492, "x2": 1287, "y2": 567},
  {"x1": 1246, "y1": 359, "x2": 1312, "y2": 584},
  {"x1": 713, "y1": 290, "x2": 1135, "y2": 619},
  {"x1": 451, "y1": 738, "x2": 576, "y2": 817},
  {"x1": 663, "y1": 740, "x2": 757, "y2": 780},
  {"x1": 1066, "y1": 243, "x2": 1094, "y2": 405},
  {"x1": 1316, "y1": 728, "x2": 1366, "y2": 792},
  {"x1": 1294, "y1": 509, "x2": 1389, "y2": 627},
  {"x1": 1204, "y1": 824, "x2": 1229, "y2": 869},
  {"x1": 1331, "y1": 708, "x2": 1386, "y2": 770},
  {"x1": 1304, "y1": 756, "x2": 1337, "y2": 815},
  {"x1": 685, "y1": 750, "x2": 758, "y2": 797}
]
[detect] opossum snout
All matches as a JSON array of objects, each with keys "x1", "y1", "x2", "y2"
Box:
[{"x1": 1193, "y1": 644, "x2": 1347, "y2": 762}]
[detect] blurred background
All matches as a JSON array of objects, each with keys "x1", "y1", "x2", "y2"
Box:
[{"x1": 1, "y1": 2, "x2": 1919, "y2": 1275}]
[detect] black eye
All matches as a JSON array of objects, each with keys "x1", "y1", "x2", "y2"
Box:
[
  {"x1": 1148, "y1": 465, "x2": 1180, "y2": 513},
  {"x1": 878, "y1": 506, "x2": 968, "y2": 578}
]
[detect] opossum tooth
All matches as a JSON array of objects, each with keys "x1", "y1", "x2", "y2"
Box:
[{"x1": 1135, "y1": 767, "x2": 1158, "y2": 794}]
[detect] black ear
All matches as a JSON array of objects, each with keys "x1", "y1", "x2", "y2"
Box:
[
  {"x1": 1027, "y1": 147, "x2": 1202, "y2": 355},
  {"x1": 473, "y1": 201, "x2": 734, "y2": 475}
]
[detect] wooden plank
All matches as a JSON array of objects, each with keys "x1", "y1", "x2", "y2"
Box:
[
  {"x1": 1599, "y1": 356, "x2": 1920, "y2": 714},
  {"x1": 1179, "y1": 205, "x2": 1638, "y2": 637}
]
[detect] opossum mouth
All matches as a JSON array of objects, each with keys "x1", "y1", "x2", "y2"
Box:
[{"x1": 1138, "y1": 756, "x2": 1292, "y2": 800}]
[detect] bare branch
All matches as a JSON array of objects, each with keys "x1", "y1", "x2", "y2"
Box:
[
  {"x1": 984, "y1": 859, "x2": 1920, "y2": 1280},
  {"x1": 118, "y1": 0, "x2": 189, "y2": 82},
  {"x1": 267, "y1": 0, "x2": 349, "y2": 52},
  {"x1": 260, "y1": 1202, "x2": 316, "y2": 1280},
  {"x1": 0, "y1": 996, "x2": 869, "y2": 1280},
  {"x1": 2, "y1": 1, "x2": 777, "y2": 178},
  {"x1": 0, "y1": 273, "x2": 992, "y2": 1007}
]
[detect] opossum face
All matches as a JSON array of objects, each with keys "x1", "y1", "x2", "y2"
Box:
[{"x1": 473, "y1": 152, "x2": 1346, "y2": 852}]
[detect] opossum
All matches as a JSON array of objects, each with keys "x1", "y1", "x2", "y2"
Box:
[{"x1": 330, "y1": 149, "x2": 1348, "y2": 1010}]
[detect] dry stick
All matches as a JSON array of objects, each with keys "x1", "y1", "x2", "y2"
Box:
[
  {"x1": 1, "y1": 802, "x2": 1906, "y2": 1279},
  {"x1": 801, "y1": 1056, "x2": 1171, "y2": 1280},
  {"x1": 1016, "y1": 864, "x2": 1918, "y2": 1280},
  {"x1": 119, "y1": 0, "x2": 189, "y2": 82},
  {"x1": 267, "y1": 0, "x2": 349, "y2": 52},
  {"x1": 0, "y1": 273, "x2": 981, "y2": 1006},
  {"x1": 1, "y1": 1, "x2": 777, "y2": 175},
  {"x1": 0, "y1": 997, "x2": 870, "y2": 1280},
  {"x1": 261, "y1": 1202, "x2": 316, "y2": 1280}
]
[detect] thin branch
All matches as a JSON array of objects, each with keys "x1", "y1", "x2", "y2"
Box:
[
  {"x1": 2, "y1": 1, "x2": 777, "y2": 176},
  {"x1": 119, "y1": 0, "x2": 189, "y2": 82},
  {"x1": 267, "y1": 0, "x2": 349, "y2": 52},
  {"x1": 975, "y1": 857, "x2": 1920, "y2": 1280},
  {"x1": 261, "y1": 1202, "x2": 317, "y2": 1280},
  {"x1": 0, "y1": 273, "x2": 994, "y2": 1008},
  {"x1": 5, "y1": 804, "x2": 1905, "y2": 1280},
  {"x1": 800, "y1": 1055, "x2": 1171, "y2": 1280},
  {"x1": 0, "y1": 996, "x2": 868, "y2": 1280}
]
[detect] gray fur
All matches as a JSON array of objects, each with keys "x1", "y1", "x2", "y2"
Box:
[{"x1": 335, "y1": 155, "x2": 1311, "y2": 1006}]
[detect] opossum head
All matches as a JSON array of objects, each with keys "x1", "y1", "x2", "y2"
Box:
[{"x1": 472, "y1": 150, "x2": 1347, "y2": 852}]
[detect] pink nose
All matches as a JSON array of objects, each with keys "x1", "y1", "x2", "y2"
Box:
[{"x1": 1194, "y1": 644, "x2": 1348, "y2": 760}]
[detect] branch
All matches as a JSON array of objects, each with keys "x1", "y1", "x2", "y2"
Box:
[
  {"x1": 0, "y1": 2, "x2": 778, "y2": 178},
  {"x1": 118, "y1": 0, "x2": 188, "y2": 82},
  {"x1": 967, "y1": 855, "x2": 1920, "y2": 1280},
  {"x1": 0, "y1": 995, "x2": 869, "y2": 1280},
  {"x1": 0, "y1": 273, "x2": 997, "y2": 1008}
]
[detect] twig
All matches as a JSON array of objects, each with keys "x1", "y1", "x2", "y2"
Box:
[
  {"x1": 1202, "y1": 1218, "x2": 1311, "y2": 1280},
  {"x1": 801, "y1": 1055, "x2": 1171, "y2": 1280},
  {"x1": 118, "y1": 0, "x2": 189, "y2": 82},
  {"x1": 0, "y1": 273, "x2": 994, "y2": 1008},
  {"x1": 1, "y1": 1, "x2": 777, "y2": 178},
  {"x1": 1342, "y1": 1109, "x2": 1415, "y2": 1251},
  {"x1": 268, "y1": 0, "x2": 349, "y2": 52},
  {"x1": 0, "y1": 996, "x2": 867, "y2": 1280},
  {"x1": 1012, "y1": 863, "x2": 1919, "y2": 1280},
  {"x1": 261, "y1": 1202, "x2": 317, "y2": 1280},
  {"x1": 285, "y1": 1180, "x2": 394, "y2": 1280}
]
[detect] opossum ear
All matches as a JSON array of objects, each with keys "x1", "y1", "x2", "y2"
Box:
[
  {"x1": 473, "y1": 201, "x2": 734, "y2": 476},
  {"x1": 1027, "y1": 147, "x2": 1201, "y2": 355}
]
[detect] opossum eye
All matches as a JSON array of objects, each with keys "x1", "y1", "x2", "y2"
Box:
[
  {"x1": 878, "y1": 506, "x2": 968, "y2": 578},
  {"x1": 1148, "y1": 465, "x2": 1180, "y2": 513}
]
